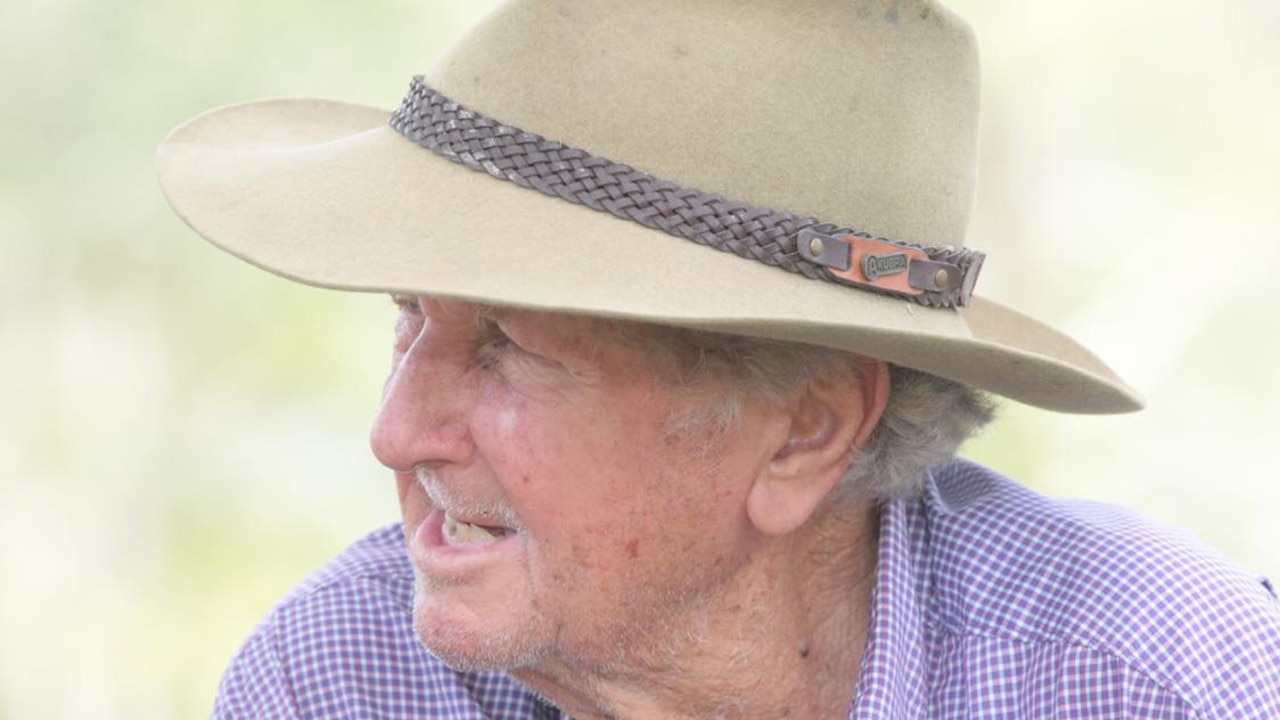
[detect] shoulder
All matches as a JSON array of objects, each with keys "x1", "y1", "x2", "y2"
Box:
[
  {"x1": 923, "y1": 460, "x2": 1280, "y2": 718},
  {"x1": 212, "y1": 524, "x2": 546, "y2": 719}
]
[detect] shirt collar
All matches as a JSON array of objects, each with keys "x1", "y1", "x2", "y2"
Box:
[{"x1": 848, "y1": 470, "x2": 945, "y2": 718}]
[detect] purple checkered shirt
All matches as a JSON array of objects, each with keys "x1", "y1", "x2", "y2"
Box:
[{"x1": 213, "y1": 460, "x2": 1280, "y2": 718}]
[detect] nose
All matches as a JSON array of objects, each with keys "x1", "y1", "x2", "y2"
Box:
[{"x1": 369, "y1": 325, "x2": 476, "y2": 473}]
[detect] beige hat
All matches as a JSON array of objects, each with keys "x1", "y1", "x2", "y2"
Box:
[{"x1": 156, "y1": 0, "x2": 1142, "y2": 414}]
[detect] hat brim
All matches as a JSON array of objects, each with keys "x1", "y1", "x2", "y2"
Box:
[{"x1": 157, "y1": 97, "x2": 1142, "y2": 414}]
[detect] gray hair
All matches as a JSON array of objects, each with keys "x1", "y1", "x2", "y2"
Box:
[
  {"x1": 616, "y1": 324, "x2": 996, "y2": 500},
  {"x1": 840, "y1": 364, "x2": 996, "y2": 500}
]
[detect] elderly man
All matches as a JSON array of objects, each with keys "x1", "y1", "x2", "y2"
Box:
[{"x1": 158, "y1": 0, "x2": 1280, "y2": 717}]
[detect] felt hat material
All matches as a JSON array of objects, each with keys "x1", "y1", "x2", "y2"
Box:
[{"x1": 157, "y1": 0, "x2": 1143, "y2": 414}]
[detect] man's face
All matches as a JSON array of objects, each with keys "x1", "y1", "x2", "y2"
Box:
[{"x1": 370, "y1": 298, "x2": 776, "y2": 672}]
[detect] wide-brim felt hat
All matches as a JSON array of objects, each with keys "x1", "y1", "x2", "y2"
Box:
[{"x1": 157, "y1": 0, "x2": 1142, "y2": 414}]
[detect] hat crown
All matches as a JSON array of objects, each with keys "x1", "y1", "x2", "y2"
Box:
[{"x1": 427, "y1": 0, "x2": 980, "y2": 247}]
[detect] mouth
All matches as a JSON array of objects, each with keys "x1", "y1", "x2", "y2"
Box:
[
  {"x1": 442, "y1": 512, "x2": 517, "y2": 546},
  {"x1": 406, "y1": 468, "x2": 524, "y2": 572},
  {"x1": 409, "y1": 506, "x2": 523, "y2": 577}
]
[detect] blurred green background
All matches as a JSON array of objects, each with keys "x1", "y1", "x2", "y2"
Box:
[{"x1": 2, "y1": 0, "x2": 1278, "y2": 717}]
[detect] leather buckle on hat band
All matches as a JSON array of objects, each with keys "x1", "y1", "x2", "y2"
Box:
[{"x1": 796, "y1": 230, "x2": 973, "y2": 300}]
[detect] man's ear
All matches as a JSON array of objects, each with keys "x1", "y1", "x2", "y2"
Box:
[{"x1": 746, "y1": 359, "x2": 889, "y2": 536}]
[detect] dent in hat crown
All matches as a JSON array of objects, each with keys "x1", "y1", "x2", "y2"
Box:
[{"x1": 426, "y1": 0, "x2": 980, "y2": 249}]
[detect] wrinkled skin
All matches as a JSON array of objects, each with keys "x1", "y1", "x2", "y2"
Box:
[
  {"x1": 370, "y1": 298, "x2": 773, "y2": 671},
  {"x1": 370, "y1": 297, "x2": 885, "y2": 719}
]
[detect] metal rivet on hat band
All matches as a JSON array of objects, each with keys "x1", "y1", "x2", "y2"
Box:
[{"x1": 388, "y1": 77, "x2": 986, "y2": 308}]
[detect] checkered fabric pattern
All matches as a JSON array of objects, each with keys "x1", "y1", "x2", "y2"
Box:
[{"x1": 213, "y1": 460, "x2": 1280, "y2": 718}]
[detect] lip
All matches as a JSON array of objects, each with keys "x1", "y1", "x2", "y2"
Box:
[{"x1": 409, "y1": 507, "x2": 522, "y2": 578}]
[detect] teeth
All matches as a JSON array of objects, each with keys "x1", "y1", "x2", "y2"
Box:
[{"x1": 443, "y1": 513, "x2": 511, "y2": 546}]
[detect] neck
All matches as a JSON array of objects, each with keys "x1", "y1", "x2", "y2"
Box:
[{"x1": 514, "y1": 500, "x2": 881, "y2": 720}]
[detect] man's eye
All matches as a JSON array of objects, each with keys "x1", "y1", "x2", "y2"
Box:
[
  {"x1": 391, "y1": 295, "x2": 421, "y2": 315},
  {"x1": 391, "y1": 297, "x2": 424, "y2": 354},
  {"x1": 476, "y1": 321, "x2": 514, "y2": 370}
]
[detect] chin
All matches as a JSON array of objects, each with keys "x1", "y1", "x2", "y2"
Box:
[{"x1": 411, "y1": 576, "x2": 552, "y2": 672}]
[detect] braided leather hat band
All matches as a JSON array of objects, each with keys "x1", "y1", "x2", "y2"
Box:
[{"x1": 389, "y1": 77, "x2": 985, "y2": 308}]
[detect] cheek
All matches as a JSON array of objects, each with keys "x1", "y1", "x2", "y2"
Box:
[
  {"x1": 495, "y1": 407, "x2": 518, "y2": 434},
  {"x1": 475, "y1": 384, "x2": 757, "y2": 609},
  {"x1": 482, "y1": 404, "x2": 662, "y2": 560},
  {"x1": 505, "y1": 411, "x2": 746, "y2": 586}
]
